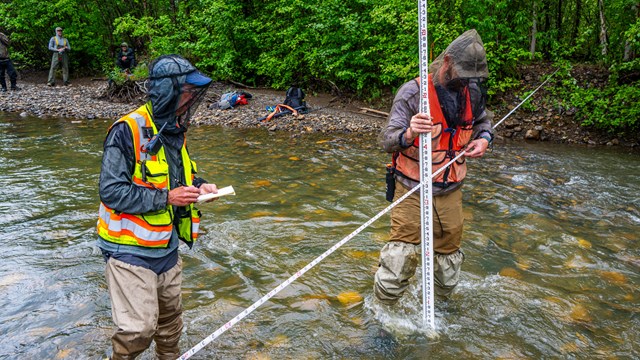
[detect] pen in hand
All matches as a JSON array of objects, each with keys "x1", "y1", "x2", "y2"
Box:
[{"x1": 168, "y1": 179, "x2": 200, "y2": 206}]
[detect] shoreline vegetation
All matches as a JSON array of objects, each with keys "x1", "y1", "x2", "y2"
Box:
[
  {"x1": 2, "y1": 0, "x2": 639, "y2": 149},
  {"x1": 0, "y1": 70, "x2": 638, "y2": 149}
]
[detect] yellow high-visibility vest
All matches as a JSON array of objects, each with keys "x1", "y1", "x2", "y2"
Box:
[{"x1": 97, "y1": 104, "x2": 201, "y2": 248}]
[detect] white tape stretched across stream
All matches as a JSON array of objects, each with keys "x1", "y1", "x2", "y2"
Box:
[
  {"x1": 178, "y1": 182, "x2": 421, "y2": 359},
  {"x1": 178, "y1": 153, "x2": 468, "y2": 359},
  {"x1": 178, "y1": 70, "x2": 558, "y2": 359}
]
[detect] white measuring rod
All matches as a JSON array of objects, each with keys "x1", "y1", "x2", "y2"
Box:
[{"x1": 418, "y1": 0, "x2": 435, "y2": 330}]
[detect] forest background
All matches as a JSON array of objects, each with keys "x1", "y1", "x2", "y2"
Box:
[{"x1": 1, "y1": 0, "x2": 639, "y2": 135}]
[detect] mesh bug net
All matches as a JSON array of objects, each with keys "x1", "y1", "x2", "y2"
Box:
[
  {"x1": 148, "y1": 54, "x2": 211, "y2": 133},
  {"x1": 429, "y1": 29, "x2": 489, "y2": 86},
  {"x1": 429, "y1": 30, "x2": 489, "y2": 125}
]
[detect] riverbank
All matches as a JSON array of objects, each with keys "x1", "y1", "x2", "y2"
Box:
[
  {"x1": 1, "y1": 69, "x2": 638, "y2": 148},
  {"x1": 0, "y1": 74, "x2": 385, "y2": 135}
]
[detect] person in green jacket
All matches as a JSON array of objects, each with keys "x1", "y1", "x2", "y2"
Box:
[{"x1": 116, "y1": 42, "x2": 136, "y2": 72}]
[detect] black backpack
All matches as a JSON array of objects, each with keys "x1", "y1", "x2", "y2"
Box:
[{"x1": 283, "y1": 86, "x2": 307, "y2": 112}]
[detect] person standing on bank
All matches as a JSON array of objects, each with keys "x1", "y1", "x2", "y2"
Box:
[
  {"x1": 0, "y1": 31, "x2": 19, "y2": 92},
  {"x1": 97, "y1": 54, "x2": 218, "y2": 359},
  {"x1": 374, "y1": 29, "x2": 493, "y2": 304},
  {"x1": 47, "y1": 27, "x2": 70, "y2": 86}
]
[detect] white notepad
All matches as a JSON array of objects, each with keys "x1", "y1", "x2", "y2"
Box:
[{"x1": 197, "y1": 185, "x2": 236, "y2": 203}]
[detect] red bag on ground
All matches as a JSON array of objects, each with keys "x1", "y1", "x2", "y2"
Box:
[{"x1": 236, "y1": 95, "x2": 248, "y2": 106}]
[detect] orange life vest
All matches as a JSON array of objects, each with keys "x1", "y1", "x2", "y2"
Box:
[{"x1": 394, "y1": 75, "x2": 474, "y2": 187}]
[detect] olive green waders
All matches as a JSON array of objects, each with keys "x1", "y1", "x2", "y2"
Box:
[{"x1": 47, "y1": 52, "x2": 69, "y2": 85}]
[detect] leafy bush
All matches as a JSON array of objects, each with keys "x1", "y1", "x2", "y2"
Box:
[
  {"x1": 571, "y1": 83, "x2": 640, "y2": 132},
  {"x1": 106, "y1": 63, "x2": 148, "y2": 86}
]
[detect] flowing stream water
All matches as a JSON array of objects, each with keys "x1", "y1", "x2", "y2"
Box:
[{"x1": 0, "y1": 113, "x2": 638, "y2": 359}]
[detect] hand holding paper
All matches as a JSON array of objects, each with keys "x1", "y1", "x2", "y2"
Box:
[{"x1": 197, "y1": 185, "x2": 236, "y2": 203}]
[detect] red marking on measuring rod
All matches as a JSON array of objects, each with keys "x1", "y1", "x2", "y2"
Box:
[{"x1": 418, "y1": 0, "x2": 435, "y2": 330}]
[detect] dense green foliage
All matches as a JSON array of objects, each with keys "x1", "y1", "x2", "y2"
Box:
[
  {"x1": 1, "y1": 0, "x2": 639, "y2": 132},
  {"x1": 570, "y1": 62, "x2": 640, "y2": 131}
]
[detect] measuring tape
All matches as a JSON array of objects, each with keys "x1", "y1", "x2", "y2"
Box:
[
  {"x1": 417, "y1": 0, "x2": 435, "y2": 330},
  {"x1": 178, "y1": 184, "x2": 422, "y2": 360}
]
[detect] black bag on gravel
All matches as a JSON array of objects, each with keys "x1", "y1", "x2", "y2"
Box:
[{"x1": 283, "y1": 86, "x2": 307, "y2": 112}]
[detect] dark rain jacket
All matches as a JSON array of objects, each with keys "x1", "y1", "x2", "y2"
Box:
[
  {"x1": 0, "y1": 33, "x2": 10, "y2": 59},
  {"x1": 116, "y1": 47, "x2": 136, "y2": 69}
]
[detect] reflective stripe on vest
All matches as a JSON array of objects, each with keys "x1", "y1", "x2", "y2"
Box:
[
  {"x1": 97, "y1": 104, "x2": 201, "y2": 248},
  {"x1": 395, "y1": 75, "x2": 474, "y2": 186},
  {"x1": 98, "y1": 204, "x2": 173, "y2": 247}
]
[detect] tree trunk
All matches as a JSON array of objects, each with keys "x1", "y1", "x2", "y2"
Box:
[
  {"x1": 169, "y1": 0, "x2": 177, "y2": 23},
  {"x1": 541, "y1": 0, "x2": 552, "y2": 57},
  {"x1": 556, "y1": 0, "x2": 563, "y2": 41},
  {"x1": 623, "y1": 3, "x2": 639, "y2": 61},
  {"x1": 571, "y1": 0, "x2": 582, "y2": 46},
  {"x1": 543, "y1": 0, "x2": 551, "y2": 33},
  {"x1": 598, "y1": 0, "x2": 608, "y2": 56},
  {"x1": 531, "y1": 1, "x2": 538, "y2": 59}
]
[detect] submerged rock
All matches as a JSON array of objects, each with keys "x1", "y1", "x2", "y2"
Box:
[
  {"x1": 525, "y1": 129, "x2": 541, "y2": 140},
  {"x1": 336, "y1": 291, "x2": 363, "y2": 306}
]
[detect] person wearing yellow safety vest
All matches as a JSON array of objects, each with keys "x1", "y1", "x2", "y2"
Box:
[
  {"x1": 47, "y1": 27, "x2": 71, "y2": 86},
  {"x1": 97, "y1": 54, "x2": 218, "y2": 360},
  {"x1": 374, "y1": 29, "x2": 494, "y2": 305}
]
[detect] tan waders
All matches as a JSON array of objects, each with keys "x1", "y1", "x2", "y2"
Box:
[
  {"x1": 374, "y1": 181, "x2": 465, "y2": 304},
  {"x1": 106, "y1": 257, "x2": 183, "y2": 360}
]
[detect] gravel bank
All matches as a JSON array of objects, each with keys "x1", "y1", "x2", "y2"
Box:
[
  {"x1": 0, "y1": 78, "x2": 386, "y2": 136},
  {"x1": 1, "y1": 72, "x2": 638, "y2": 148}
]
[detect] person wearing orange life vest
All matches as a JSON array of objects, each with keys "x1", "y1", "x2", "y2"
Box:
[
  {"x1": 374, "y1": 29, "x2": 494, "y2": 304},
  {"x1": 97, "y1": 54, "x2": 218, "y2": 359},
  {"x1": 47, "y1": 27, "x2": 71, "y2": 86}
]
